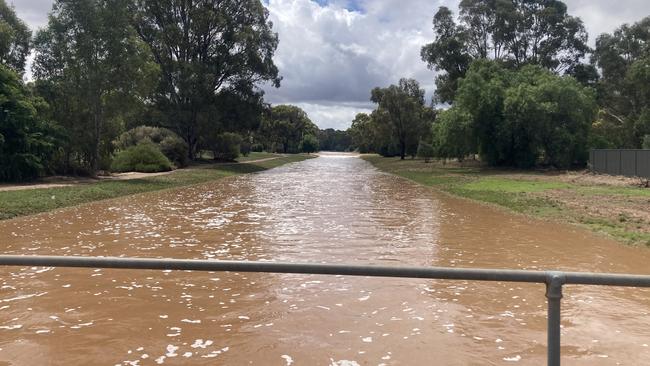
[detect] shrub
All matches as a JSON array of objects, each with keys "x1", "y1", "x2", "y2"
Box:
[
  {"x1": 417, "y1": 141, "x2": 435, "y2": 163},
  {"x1": 114, "y1": 126, "x2": 188, "y2": 167},
  {"x1": 111, "y1": 143, "x2": 173, "y2": 173},
  {"x1": 211, "y1": 132, "x2": 242, "y2": 161},
  {"x1": 250, "y1": 143, "x2": 264, "y2": 152},
  {"x1": 240, "y1": 140, "x2": 251, "y2": 156},
  {"x1": 299, "y1": 134, "x2": 319, "y2": 153}
]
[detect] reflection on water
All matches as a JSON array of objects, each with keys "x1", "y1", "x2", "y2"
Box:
[{"x1": 0, "y1": 153, "x2": 649, "y2": 365}]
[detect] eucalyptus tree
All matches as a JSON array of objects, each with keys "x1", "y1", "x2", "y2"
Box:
[
  {"x1": 259, "y1": 105, "x2": 317, "y2": 154},
  {"x1": 0, "y1": 0, "x2": 31, "y2": 73},
  {"x1": 0, "y1": 65, "x2": 60, "y2": 181},
  {"x1": 133, "y1": 0, "x2": 281, "y2": 159},
  {"x1": 421, "y1": 0, "x2": 590, "y2": 103},
  {"x1": 591, "y1": 17, "x2": 650, "y2": 148},
  {"x1": 370, "y1": 78, "x2": 430, "y2": 160},
  {"x1": 33, "y1": 0, "x2": 157, "y2": 174}
]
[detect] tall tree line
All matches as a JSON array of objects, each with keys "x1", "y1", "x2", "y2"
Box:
[
  {"x1": 1, "y1": 0, "x2": 281, "y2": 180},
  {"x1": 351, "y1": 1, "x2": 650, "y2": 169}
]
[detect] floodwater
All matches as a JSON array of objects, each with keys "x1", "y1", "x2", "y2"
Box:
[{"x1": 0, "y1": 153, "x2": 649, "y2": 365}]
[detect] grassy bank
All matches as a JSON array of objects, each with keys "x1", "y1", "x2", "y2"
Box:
[
  {"x1": 363, "y1": 155, "x2": 650, "y2": 246},
  {"x1": 0, "y1": 154, "x2": 313, "y2": 220}
]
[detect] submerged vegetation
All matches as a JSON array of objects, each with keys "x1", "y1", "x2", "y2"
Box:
[{"x1": 364, "y1": 155, "x2": 650, "y2": 246}]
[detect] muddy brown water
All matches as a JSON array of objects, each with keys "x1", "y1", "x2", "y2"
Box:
[{"x1": 0, "y1": 153, "x2": 649, "y2": 365}]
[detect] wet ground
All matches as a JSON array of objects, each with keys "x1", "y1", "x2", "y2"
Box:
[{"x1": 0, "y1": 153, "x2": 648, "y2": 365}]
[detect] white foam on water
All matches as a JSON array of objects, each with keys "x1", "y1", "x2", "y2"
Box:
[
  {"x1": 281, "y1": 355, "x2": 294, "y2": 365},
  {"x1": 165, "y1": 344, "x2": 178, "y2": 357},
  {"x1": 329, "y1": 359, "x2": 360, "y2": 366},
  {"x1": 503, "y1": 355, "x2": 521, "y2": 362}
]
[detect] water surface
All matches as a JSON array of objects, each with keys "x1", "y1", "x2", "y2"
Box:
[{"x1": 0, "y1": 153, "x2": 649, "y2": 365}]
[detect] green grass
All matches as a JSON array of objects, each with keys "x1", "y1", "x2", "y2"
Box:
[
  {"x1": 0, "y1": 154, "x2": 313, "y2": 220},
  {"x1": 362, "y1": 154, "x2": 650, "y2": 246},
  {"x1": 461, "y1": 177, "x2": 569, "y2": 193}
]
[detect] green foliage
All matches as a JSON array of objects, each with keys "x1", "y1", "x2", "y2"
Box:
[
  {"x1": 370, "y1": 78, "x2": 432, "y2": 159},
  {"x1": 134, "y1": 0, "x2": 280, "y2": 158},
  {"x1": 348, "y1": 113, "x2": 374, "y2": 153},
  {"x1": 110, "y1": 143, "x2": 172, "y2": 173},
  {"x1": 432, "y1": 106, "x2": 474, "y2": 162},
  {"x1": 33, "y1": 0, "x2": 158, "y2": 174},
  {"x1": 592, "y1": 17, "x2": 650, "y2": 148},
  {"x1": 421, "y1": 1, "x2": 590, "y2": 103},
  {"x1": 209, "y1": 132, "x2": 243, "y2": 161},
  {"x1": 416, "y1": 141, "x2": 435, "y2": 162},
  {"x1": 0, "y1": 0, "x2": 31, "y2": 73},
  {"x1": 259, "y1": 105, "x2": 317, "y2": 153},
  {"x1": 0, "y1": 65, "x2": 59, "y2": 181},
  {"x1": 445, "y1": 60, "x2": 596, "y2": 168},
  {"x1": 317, "y1": 128, "x2": 351, "y2": 151},
  {"x1": 643, "y1": 135, "x2": 650, "y2": 149},
  {"x1": 299, "y1": 134, "x2": 319, "y2": 154},
  {"x1": 114, "y1": 126, "x2": 188, "y2": 167}
]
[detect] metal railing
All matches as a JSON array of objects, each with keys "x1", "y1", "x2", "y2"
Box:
[{"x1": 1, "y1": 255, "x2": 650, "y2": 366}]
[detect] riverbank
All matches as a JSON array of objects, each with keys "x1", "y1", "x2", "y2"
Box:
[
  {"x1": 363, "y1": 155, "x2": 650, "y2": 247},
  {"x1": 0, "y1": 154, "x2": 313, "y2": 220}
]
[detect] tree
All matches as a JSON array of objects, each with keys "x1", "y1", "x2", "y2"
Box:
[
  {"x1": 0, "y1": 65, "x2": 60, "y2": 181},
  {"x1": 370, "y1": 78, "x2": 430, "y2": 160},
  {"x1": 421, "y1": 0, "x2": 590, "y2": 103},
  {"x1": 299, "y1": 134, "x2": 319, "y2": 154},
  {"x1": 447, "y1": 60, "x2": 596, "y2": 168},
  {"x1": 591, "y1": 17, "x2": 650, "y2": 148},
  {"x1": 33, "y1": 0, "x2": 158, "y2": 174},
  {"x1": 317, "y1": 128, "x2": 351, "y2": 151},
  {"x1": 259, "y1": 105, "x2": 317, "y2": 153},
  {"x1": 416, "y1": 141, "x2": 435, "y2": 163},
  {"x1": 0, "y1": 0, "x2": 31, "y2": 73},
  {"x1": 432, "y1": 106, "x2": 475, "y2": 162},
  {"x1": 133, "y1": 0, "x2": 281, "y2": 159},
  {"x1": 348, "y1": 113, "x2": 375, "y2": 153}
]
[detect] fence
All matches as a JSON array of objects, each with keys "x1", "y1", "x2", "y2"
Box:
[
  {"x1": 1, "y1": 255, "x2": 650, "y2": 366},
  {"x1": 590, "y1": 149, "x2": 650, "y2": 178}
]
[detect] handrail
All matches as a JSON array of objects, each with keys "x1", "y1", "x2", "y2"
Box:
[{"x1": 1, "y1": 255, "x2": 649, "y2": 366}]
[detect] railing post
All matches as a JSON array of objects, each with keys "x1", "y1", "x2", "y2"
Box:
[{"x1": 545, "y1": 272, "x2": 565, "y2": 366}]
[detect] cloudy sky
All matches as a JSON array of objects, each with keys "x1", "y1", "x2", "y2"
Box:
[{"x1": 11, "y1": 0, "x2": 650, "y2": 129}]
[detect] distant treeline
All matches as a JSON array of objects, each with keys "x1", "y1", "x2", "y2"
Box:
[{"x1": 348, "y1": 2, "x2": 650, "y2": 168}]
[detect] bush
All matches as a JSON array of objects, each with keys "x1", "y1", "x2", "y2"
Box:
[
  {"x1": 240, "y1": 140, "x2": 251, "y2": 156},
  {"x1": 111, "y1": 143, "x2": 173, "y2": 173},
  {"x1": 250, "y1": 143, "x2": 264, "y2": 152},
  {"x1": 299, "y1": 134, "x2": 319, "y2": 153},
  {"x1": 114, "y1": 126, "x2": 188, "y2": 167},
  {"x1": 643, "y1": 135, "x2": 650, "y2": 149},
  {"x1": 211, "y1": 132, "x2": 242, "y2": 161},
  {"x1": 416, "y1": 141, "x2": 435, "y2": 163}
]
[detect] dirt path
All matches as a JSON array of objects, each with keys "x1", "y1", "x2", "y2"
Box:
[{"x1": 0, "y1": 156, "x2": 283, "y2": 192}]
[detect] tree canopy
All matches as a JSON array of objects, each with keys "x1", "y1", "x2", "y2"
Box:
[
  {"x1": 133, "y1": 0, "x2": 281, "y2": 158},
  {"x1": 421, "y1": 0, "x2": 590, "y2": 103},
  {"x1": 433, "y1": 60, "x2": 597, "y2": 168},
  {"x1": 370, "y1": 78, "x2": 431, "y2": 159},
  {"x1": 0, "y1": 0, "x2": 31, "y2": 73},
  {"x1": 259, "y1": 105, "x2": 317, "y2": 154},
  {"x1": 34, "y1": 0, "x2": 158, "y2": 173},
  {"x1": 591, "y1": 16, "x2": 650, "y2": 148}
]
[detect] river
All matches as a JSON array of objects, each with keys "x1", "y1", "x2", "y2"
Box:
[{"x1": 0, "y1": 153, "x2": 648, "y2": 365}]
